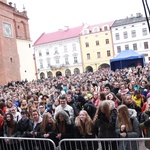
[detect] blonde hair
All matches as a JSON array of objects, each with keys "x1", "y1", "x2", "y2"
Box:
[
  {"x1": 40, "y1": 112, "x2": 56, "y2": 133},
  {"x1": 75, "y1": 110, "x2": 93, "y2": 135},
  {"x1": 117, "y1": 105, "x2": 133, "y2": 132}
]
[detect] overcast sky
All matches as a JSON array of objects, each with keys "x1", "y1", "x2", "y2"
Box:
[{"x1": 10, "y1": 0, "x2": 149, "y2": 42}]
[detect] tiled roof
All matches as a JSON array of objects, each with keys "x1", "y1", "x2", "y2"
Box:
[
  {"x1": 112, "y1": 15, "x2": 147, "y2": 27},
  {"x1": 33, "y1": 26, "x2": 83, "y2": 46},
  {"x1": 33, "y1": 21, "x2": 115, "y2": 46},
  {"x1": 88, "y1": 21, "x2": 115, "y2": 29}
]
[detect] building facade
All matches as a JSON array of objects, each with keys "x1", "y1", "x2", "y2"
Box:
[
  {"x1": 80, "y1": 22, "x2": 114, "y2": 72},
  {"x1": 111, "y1": 13, "x2": 150, "y2": 62},
  {"x1": 33, "y1": 26, "x2": 83, "y2": 79},
  {"x1": 0, "y1": 0, "x2": 35, "y2": 85}
]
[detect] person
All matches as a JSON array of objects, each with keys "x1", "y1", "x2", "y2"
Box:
[
  {"x1": 94, "y1": 100, "x2": 117, "y2": 150},
  {"x1": 132, "y1": 90, "x2": 144, "y2": 107},
  {"x1": 3, "y1": 112, "x2": 19, "y2": 150},
  {"x1": 16, "y1": 109, "x2": 32, "y2": 150},
  {"x1": 74, "y1": 110, "x2": 98, "y2": 150},
  {"x1": 54, "y1": 95, "x2": 74, "y2": 123},
  {"x1": 115, "y1": 105, "x2": 141, "y2": 150},
  {"x1": 77, "y1": 95, "x2": 96, "y2": 119},
  {"x1": 39, "y1": 112, "x2": 58, "y2": 149},
  {"x1": 55, "y1": 110, "x2": 74, "y2": 150},
  {"x1": 140, "y1": 98, "x2": 150, "y2": 149},
  {"x1": 10, "y1": 106, "x2": 21, "y2": 122}
]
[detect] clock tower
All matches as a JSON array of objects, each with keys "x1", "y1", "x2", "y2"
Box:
[{"x1": 0, "y1": 0, "x2": 31, "y2": 85}]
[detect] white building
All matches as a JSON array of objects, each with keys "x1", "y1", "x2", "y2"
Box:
[
  {"x1": 33, "y1": 26, "x2": 83, "y2": 79},
  {"x1": 111, "y1": 13, "x2": 150, "y2": 62}
]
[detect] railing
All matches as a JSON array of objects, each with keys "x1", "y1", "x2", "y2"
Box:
[
  {"x1": 59, "y1": 138, "x2": 150, "y2": 150},
  {"x1": 0, "y1": 137, "x2": 57, "y2": 150},
  {"x1": 0, "y1": 137, "x2": 149, "y2": 150}
]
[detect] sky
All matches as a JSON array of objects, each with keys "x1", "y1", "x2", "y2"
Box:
[{"x1": 10, "y1": 0, "x2": 149, "y2": 43}]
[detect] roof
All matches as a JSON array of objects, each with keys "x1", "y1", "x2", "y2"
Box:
[
  {"x1": 110, "y1": 50, "x2": 144, "y2": 62},
  {"x1": 33, "y1": 21, "x2": 115, "y2": 46},
  {"x1": 33, "y1": 26, "x2": 83, "y2": 46},
  {"x1": 88, "y1": 21, "x2": 115, "y2": 29},
  {"x1": 112, "y1": 15, "x2": 147, "y2": 27}
]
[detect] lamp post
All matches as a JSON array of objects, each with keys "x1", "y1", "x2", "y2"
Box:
[{"x1": 142, "y1": 0, "x2": 150, "y2": 33}]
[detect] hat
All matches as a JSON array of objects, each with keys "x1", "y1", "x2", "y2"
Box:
[{"x1": 87, "y1": 93, "x2": 93, "y2": 99}]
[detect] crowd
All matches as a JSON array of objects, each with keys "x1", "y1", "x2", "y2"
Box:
[{"x1": 0, "y1": 64, "x2": 150, "y2": 150}]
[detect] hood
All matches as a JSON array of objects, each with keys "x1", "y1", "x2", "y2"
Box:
[
  {"x1": 55, "y1": 110, "x2": 71, "y2": 124},
  {"x1": 128, "y1": 108, "x2": 137, "y2": 118}
]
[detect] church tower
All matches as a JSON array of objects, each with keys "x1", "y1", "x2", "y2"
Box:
[{"x1": 0, "y1": 0, "x2": 32, "y2": 85}]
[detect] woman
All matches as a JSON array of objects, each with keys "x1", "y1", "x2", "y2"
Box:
[
  {"x1": 94, "y1": 100, "x2": 117, "y2": 150},
  {"x1": 122, "y1": 94, "x2": 142, "y2": 121},
  {"x1": 140, "y1": 98, "x2": 150, "y2": 149},
  {"x1": 39, "y1": 112, "x2": 58, "y2": 149},
  {"x1": 116, "y1": 105, "x2": 141, "y2": 150},
  {"x1": 55, "y1": 110, "x2": 74, "y2": 150},
  {"x1": 105, "y1": 92, "x2": 120, "y2": 108},
  {"x1": 75, "y1": 110, "x2": 98, "y2": 150},
  {"x1": 3, "y1": 112, "x2": 19, "y2": 150}
]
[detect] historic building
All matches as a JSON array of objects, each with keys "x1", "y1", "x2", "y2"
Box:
[
  {"x1": 111, "y1": 13, "x2": 150, "y2": 62},
  {"x1": 33, "y1": 26, "x2": 83, "y2": 79},
  {"x1": 80, "y1": 22, "x2": 114, "y2": 72},
  {"x1": 0, "y1": 0, "x2": 35, "y2": 85}
]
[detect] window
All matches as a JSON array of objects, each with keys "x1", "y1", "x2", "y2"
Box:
[
  {"x1": 115, "y1": 33, "x2": 120, "y2": 40},
  {"x1": 125, "y1": 45, "x2": 129, "y2": 50},
  {"x1": 133, "y1": 43, "x2": 137, "y2": 51},
  {"x1": 87, "y1": 53, "x2": 90, "y2": 59},
  {"x1": 131, "y1": 30, "x2": 136, "y2": 38},
  {"x1": 46, "y1": 49, "x2": 49, "y2": 55},
  {"x1": 39, "y1": 51, "x2": 42, "y2": 57},
  {"x1": 72, "y1": 44, "x2": 76, "y2": 51},
  {"x1": 74, "y1": 57, "x2": 78, "y2": 63},
  {"x1": 47, "y1": 59, "x2": 50, "y2": 67},
  {"x1": 96, "y1": 40, "x2": 99, "y2": 46},
  {"x1": 107, "y1": 50, "x2": 111, "y2": 57},
  {"x1": 65, "y1": 57, "x2": 69, "y2": 65},
  {"x1": 85, "y1": 42, "x2": 89, "y2": 47},
  {"x1": 55, "y1": 58, "x2": 59, "y2": 64},
  {"x1": 123, "y1": 31, "x2": 128, "y2": 39},
  {"x1": 142, "y1": 28, "x2": 147, "y2": 36},
  {"x1": 144, "y1": 42, "x2": 148, "y2": 49},
  {"x1": 39, "y1": 60, "x2": 43, "y2": 68},
  {"x1": 97, "y1": 52, "x2": 101, "y2": 58},
  {"x1": 64, "y1": 45, "x2": 67, "y2": 52},
  {"x1": 54, "y1": 47, "x2": 58, "y2": 54},
  {"x1": 104, "y1": 26, "x2": 108, "y2": 31},
  {"x1": 105, "y1": 39, "x2": 109, "y2": 44},
  {"x1": 117, "y1": 46, "x2": 121, "y2": 53}
]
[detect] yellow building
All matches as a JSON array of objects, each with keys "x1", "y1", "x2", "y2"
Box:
[{"x1": 80, "y1": 22, "x2": 115, "y2": 72}]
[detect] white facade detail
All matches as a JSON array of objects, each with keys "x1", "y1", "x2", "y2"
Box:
[{"x1": 111, "y1": 15, "x2": 150, "y2": 62}]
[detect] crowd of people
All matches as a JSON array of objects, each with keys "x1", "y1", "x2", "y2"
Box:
[{"x1": 0, "y1": 64, "x2": 150, "y2": 150}]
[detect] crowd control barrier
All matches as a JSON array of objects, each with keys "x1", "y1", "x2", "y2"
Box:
[
  {"x1": 59, "y1": 138, "x2": 150, "y2": 150},
  {"x1": 0, "y1": 137, "x2": 57, "y2": 150}
]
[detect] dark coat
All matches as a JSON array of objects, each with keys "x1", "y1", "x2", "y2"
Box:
[
  {"x1": 16, "y1": 118, "x2": 32, "y2": 137},
  {"x1": 95, "y1": 109, "x2": 117, "y2": 138}
]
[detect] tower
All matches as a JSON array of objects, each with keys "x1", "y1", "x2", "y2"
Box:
[{"x1": 0, "y1": 0, "x2": 31, "y2": 85}]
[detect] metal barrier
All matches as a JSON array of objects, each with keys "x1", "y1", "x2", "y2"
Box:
[
  {"x1": 0, "y1": 137, "x2": 57, "y2": 150},
  {"x1": 59, "y1": 138, "x2": 150, "y2": 150}
]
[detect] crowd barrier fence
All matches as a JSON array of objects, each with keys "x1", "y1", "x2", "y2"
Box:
[{"x1": 0, "y1": 137, "x2": 150, "y2": 150}]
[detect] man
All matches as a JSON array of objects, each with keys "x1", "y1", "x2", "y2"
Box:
[{"x1": 54, "y1": 95, "x2": 74, "y2": 123}]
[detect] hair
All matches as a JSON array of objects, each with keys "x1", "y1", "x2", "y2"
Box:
[
  {"x1": 40, "y1": 112, "x2": 56, "y2": 133},
  {"x1": 93, "y1": 100, "x2": 110, "y2": 123},
  {"x1": 75, "y1": 110, "x2": 93, "y2": 135},
  {"x1": 99, "y1": 92, "x2": 106, "y2": 101},
  {"x1": 117, "y1": 105, "x2": 133, "y2": 132}
]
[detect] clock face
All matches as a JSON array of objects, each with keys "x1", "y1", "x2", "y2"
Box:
[{"x1": 3, "y1": 22, "x2": 13, "y2": 38}]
